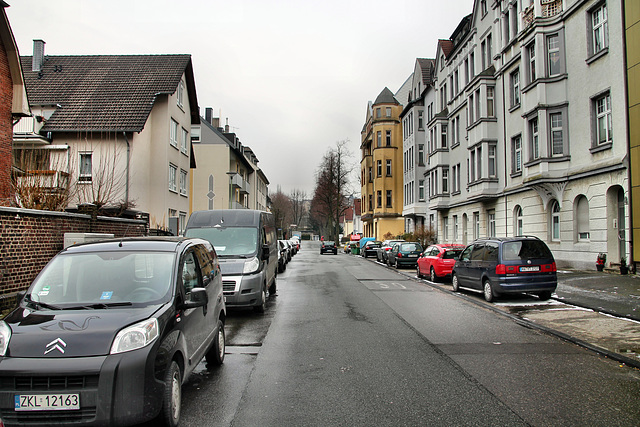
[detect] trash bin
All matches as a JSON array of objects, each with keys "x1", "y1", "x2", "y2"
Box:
[{"x1": 351, "y1": 243, "x2": 360, "y2": 255}]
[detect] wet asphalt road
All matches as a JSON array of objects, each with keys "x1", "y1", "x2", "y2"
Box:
[{"x1": 171, "y1": 241, "x2": 640, "y2": 427}]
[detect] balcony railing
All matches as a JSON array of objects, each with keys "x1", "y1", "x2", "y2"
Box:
[
  {"x1": 16, "y1": 170, "x2": 70, "y2": 191},
  {"x1": 522, "y1": 0, "x2": 563, "y2": 29},
  {"x1": 542, "y1": 0, "x2": 563, "y2": 17}
]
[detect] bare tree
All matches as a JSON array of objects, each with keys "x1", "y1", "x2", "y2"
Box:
[
  {"x1": 12, "y1": 148, "x2": 71, "y2": 211},
  {"x1": 270, "y1": 188, "x2": 293, "y2": 238},
  {"x1": 310, "y1": 140, "x2": 355, "y2": 242},
  {"x1": 289, "y1": 188, "x2": 307, "y2": 229}
]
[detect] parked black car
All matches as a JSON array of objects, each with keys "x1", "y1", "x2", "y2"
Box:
[
  {"x1": 451, "y1": 236, "x2": 557, "y2": 302},
  {"x1": 361, "y1": 240, "x2": 382, "y2": 258},
  {"x1": 320, "y1": 241, "x2": 338, "y2": 255},
  {"x1": 375, "y1": 239, "x2": 405, "y2": 263},
  {"x1": 0, "y1": 237, "x2": 226, "y2": 427},
  {"x1": 277, "y1": 240, "x2": 288, "y2": 273},
  {"x1": 387, "y1": 242, "x2": 423, "y2": 268}
]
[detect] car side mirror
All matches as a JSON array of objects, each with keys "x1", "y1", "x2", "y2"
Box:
[
  {"x1": 182, "y1": 287, "x2": 208, "y2": 309},
  {"x1": 262, "y1": 244, "x2": 270, "y2": 261}
]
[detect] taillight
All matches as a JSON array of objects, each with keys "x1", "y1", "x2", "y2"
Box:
[
  {"x1": 542, "y1": 262, "x2": 557, "y2": 272},
  {"x1": 397, "y1": 253, "x2": 403, "y2": 258},
  {"x1": 496, "y1": 264, "x2": 517, "y2": 275}
]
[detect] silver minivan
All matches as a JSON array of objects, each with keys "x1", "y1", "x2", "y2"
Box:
[{"x1": 185, "y1": 210, "x2": 277, "y2": 313}]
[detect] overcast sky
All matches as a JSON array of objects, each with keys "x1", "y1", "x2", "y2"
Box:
[{"x1": 7, "y1": 0, "x2": 474, "y2": 197}]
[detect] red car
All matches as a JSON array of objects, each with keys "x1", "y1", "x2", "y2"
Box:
[{"x1": 417, "y1": 244, "x2": 465, "y2": 282}]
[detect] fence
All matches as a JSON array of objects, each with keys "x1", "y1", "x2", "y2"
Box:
[{"x1": 0, "y1": 206, "x2": 147, "y2": 315}]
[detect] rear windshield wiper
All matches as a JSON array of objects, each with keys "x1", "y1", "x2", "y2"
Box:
[
  {"x1": 61, "y1": 302, "x2": 133, "y2": 310},
  {"x1": 24, "y1": 294, "x2": 61, "y2": 310}
]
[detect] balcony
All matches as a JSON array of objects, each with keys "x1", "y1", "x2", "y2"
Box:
[
  {"x1": 13, "y1": 116, "x2": 50, "y2": 146},
  {"x1": 542, "y1": 0, "x2": 563, "y2": 18},
  {"x1": 522, "y1": 0, "x2": 563, "y2": 29},
  {"x1": 15, "y1": 170, "x2": 70, "y2": 192}
]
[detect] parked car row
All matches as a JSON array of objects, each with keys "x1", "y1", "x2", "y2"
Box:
[
  {"x1": 278, "y1": 237, "x2": 301, "y2": 273},
  {"x1": 370, "y1": 235, "x2": 558, "y2": 303}
]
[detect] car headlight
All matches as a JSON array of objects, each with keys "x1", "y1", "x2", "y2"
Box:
[
  {"x1": 0, "y1": 321, "x2": 11, "y2": 356},
  {"x1": 243, "y1": 256, "x2": 261, "y2": 274},
  {"x1": 110, "y1": 318, "x2": 159, "y2": 354}
]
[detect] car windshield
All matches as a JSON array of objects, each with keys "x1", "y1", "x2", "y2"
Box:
[
  {"x1": 502, "y1": 240, "x2": 553, "y2": 261},
  {"x1": 401, "y1": 243, "x2": 421, "y2": 252},
  {"x1": 443, "y1": 249, "x2": 463, "y2": 259},
  {"x1": 28, "y1": 251, "x2": 175, "y2": 307},
  {"x1": 185, "y1": 227, "x2": 258, "y2": 256}
]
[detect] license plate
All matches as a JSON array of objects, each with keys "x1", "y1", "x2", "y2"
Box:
[
  {"x1": 519, "y1": 266, "x2": 540, "y2": 272},
  {"x1": 15, "y1": 394, "x2": 80, "y2": 411},
  {"x1": 408, "y1": 254, "x2": 418, "y2": 258}
]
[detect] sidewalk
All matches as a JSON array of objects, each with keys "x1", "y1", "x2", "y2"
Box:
[{"x1": 391, "y1": 263, "x2": 640, "y2": 369}]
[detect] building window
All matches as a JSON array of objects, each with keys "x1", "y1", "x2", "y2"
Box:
[
  {"x1": 475, "y1": 89, "x2": 481, "y2": 118},
  {"x1": 481, "y1": 40, "x2": 486, "y2": 71},
  {"x1": 181, "y1": 128, "x2": 189, "y2": 154},
  {"x1": 488, "y1": 210, "x2": 496, "y2": 237},
  {"x1": 377, "y1": 191, "x2": 382, "y2": 208},
  {"x1": 179, "y1": 169, "x2": 188, "y2": 195},
  {"x1": 464, "y1": 58, "x2": 469, "y2": 85},
  {"x1": 386, "y1": 190, "x2": 392, "y2": 208},
  {"x1": 452, "y1": 163, "x2": 461, "y2": 193},
  {"x1": 179, "y1": 212, "x2": 187, "y2": 234},
  {"x1": 368, "y1": 167, "x2": 373, "y2": 182},
  {"x1": 376, "y1": 108, "x2": 381, "y2": 118},
  {"x1": 454, "y1": 69, "x2": 459, "y2": 94},
  {"x1": 550, "y1": 112, "x2": 564, "y2": 156},
  {"x1": 511, "y1": 70, "x2": 520, "y2": 107},
  {"x1": 481, "y1": 0, "x2": 487, "y2": 16},
  {"x1": 177, "y1": 80, "x2": 184, "y2": 109},
  {"x1": 386, "y1": 107, "x2": 391, "y2": 117},
  {"x1": 418, "y1": 111, "x2": 424, "y2": 130},
  {"x1": 527, "y1": 41, "x2": 536, "y2": 83},
  {"x1": 369, "y1": 194, "x2": 373, "y2": 211},
  {"x1": 453, "y1": 216, "x2": 459, "y2": 241},
  {"x1": 419, "y1": 180, "x2": 425, "y2": 201},
  {"x1": 530, "y1": 118, "x2": 540, "y2": 160},
  {"x1": 547, "y1": 34, "x2": 562, "y2": 77},
  {"x1": 79, "y1": 152, "x2": 92, "y2": 182},
  {"x1": 470, "y1": 51, "x2": 475, "y2": 78},
  {"x1": 169, "y1": 164, "x2": 177, "y2": 192},
  {"x1": 468, "y1": 92, "x2": 475, "y2": 123},
  {"x1": 551, "y1": 200, "x2": 561, "y2": 241},
  {"x1": 590, "y1": 3, "x2": 608, "y2": 56},
  {"x1": 575, "y1": 195, "x2": 590, "y2": 240},
  {"x1": 473, "y1": 212, "x2": 480, "y2": 240},
  {"x1": 444, "y1": 217, "x2": 449, "y2": 241},
  {"x1": 170, "y1": 119, "x2": 179, "y2": 147},
  {"x1": 513, "y1": 135, "x2": 522, "y2": 173},
  {"x1": 487, "y1": 87, "x2": 495, "y2": 117},
  {"x1": 377, "y1": 131, "x2": 382, "y2": 147},
  {"x1": 418, "y1": 144, "x2": 424, "y2": 166},
  {"x1": 386, "y1": 159, "x2": 392, "y2": 176},
  {"x1": 514, "y1": 205, "x2": 523, "y2": 236},
  {"x1": 441, "y1": 124, "x2": 448, "y2": 149},
  {"x1": 386, "y1": 130, "x2": 392, "y2": 146},
  {"x1": 594, "y1": 92, "x2": 612, "y2": 146},
  {"x1": 488, "y1": 145, "x2": 496, "y2": 177},
  {"x1": 442, "y1": 168, "x2": 449, "y2": 193},
  {"x1": 377, "y1": 160, "x2": 382, "y2": 177},
  {"x1": 486, "y1": 34, "x2": 492, "y2": 68}
]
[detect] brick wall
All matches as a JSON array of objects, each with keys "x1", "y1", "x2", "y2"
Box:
[
  {"x1": 0, "y1": 207, "x2": 147, "y2": 315},
  {"x1": 0, "y1": 37, "x2": 13, "y2": 206}
]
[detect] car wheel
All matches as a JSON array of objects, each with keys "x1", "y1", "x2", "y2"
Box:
[
  {"x1": 160, "y1": 361, "x2": 181, "y2": 427},
  {"x1": 452, "y1": 274, "x2": 460, "y2": 292},
  {"x1": 416, "y1": 265, "x2": 422, "y2": 278},
  {"x1": 395, "y1": 259, "x2": 400, "y2": 269},
  {"x1": 483, "y1": 280, "x2": 495, "y2": 302},
  {"x1": 430, "y1": 267, "x2": 438, "y2": 282},
  {"x1": 254, "y1": 286, "x2": 266, "y2": 313},
  {"x1": 538, "y1": 291, "x2": 552, "y2": 301},
  {"x1": 205, "y1": 319, "x2": 225, "y2": 366}
]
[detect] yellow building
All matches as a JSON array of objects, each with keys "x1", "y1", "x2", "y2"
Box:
[
  {"x1": 626, "y1": 0, "x2": 639, "y2": 269},
  {"x1": 360, "y1": 88, "x2": 404, "y2": 240}
]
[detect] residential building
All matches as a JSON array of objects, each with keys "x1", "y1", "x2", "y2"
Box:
[
  {"x1": 360, "y1": 87, "x2": 405, "y2": 240},
  {"x1": 190, "y1": 107, "x2": 269, "y2": 212},
  {"x1": 400, "y1": 58, "x2": 435, "y2": 234},
  {"x1": 340, "y1": 197, "x2": 362, "y2": 237},
  {"x1": 421, "y1": 0, "x2": 630, "y2": 269},
  {"x1": 14, "y1": 41, "x2": 200, "y2": 233},
  {"x1": 0, "y1": 2, "x2": 30, "y2": 206}
]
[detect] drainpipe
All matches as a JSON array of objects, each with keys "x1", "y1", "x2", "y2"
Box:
[
  {"x1": 122, "y1": 132, "x2": 130, "y2": 205},
  {"x1": 501, "y1": 61, "x2": 509, "y2": 237}
]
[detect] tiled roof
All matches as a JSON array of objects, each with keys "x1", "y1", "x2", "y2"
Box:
[
  {"x1": 374, "y1": 87, "x2": 398, "y2": 105},
  {"x1": 21, "y1": 54, "x2": 193, "y2": 132},
  {"x1": 438, "y1": 39, "x2": 455, "y2": 59},
  {"x1": 417, "y1": 58, "x2": 435, "y2": 85}
]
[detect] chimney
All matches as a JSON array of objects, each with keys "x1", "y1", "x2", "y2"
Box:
[
  {"x1": 32, "y1": 39, "x2": 45, "y2": 72},
  {"x1": 212, "y1": 117, "x2": 220, "y2": 128},
  {"x1": 225, "y1": 118, "x2": 229, "y2": 133},
  {"x1": 205, "y1": 107, "x2": 213, "y2": 124}
]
